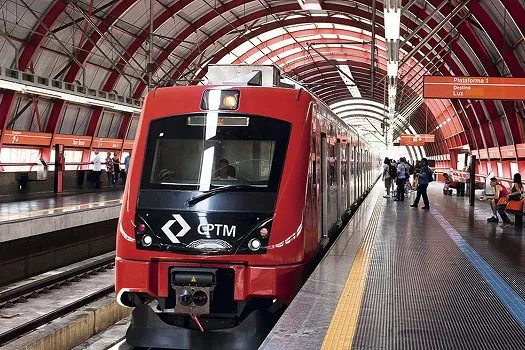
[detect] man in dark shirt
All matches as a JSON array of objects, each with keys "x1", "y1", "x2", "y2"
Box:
[{"x1": 410, "y1": 158, "x2": 431, "y2": 210}]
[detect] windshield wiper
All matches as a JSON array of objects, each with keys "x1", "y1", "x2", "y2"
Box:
[{"x1": 187, "y1": 184, "x2": 260, "y2": 207}]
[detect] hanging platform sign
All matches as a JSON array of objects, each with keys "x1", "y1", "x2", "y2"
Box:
[
  {"x1": 52, "y1": 134, "x2": 92, "y2": 148},
  {"x1": 122, "y1": 140, "x2": 134, "y2": 150},
  {"x1": 423, "y1": 76, "x2": 525, "y2": 100},
  {"x1": 515, "y1": 144, "x2": 525, "y2": 158},
  {"x1": 500, "y1": 145, "x2": 516, "y2": 159},
  {"x1": 2, "y1": 130, "x2": 52, "y2": 146},
  {"x1": 399, "y1": 134, "x2": 435, "y2": 146},
  {"x1": 92, "y1": 137, "x2": 123, "y2": 149}
]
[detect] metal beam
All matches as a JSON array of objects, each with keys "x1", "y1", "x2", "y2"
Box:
[{"x1": 370, "y1": 0, "x2": 376, "y2": 98}]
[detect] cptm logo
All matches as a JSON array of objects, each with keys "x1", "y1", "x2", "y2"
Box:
[{"x1": 198, "y1": 224, "x2": 236, "y2": 238}]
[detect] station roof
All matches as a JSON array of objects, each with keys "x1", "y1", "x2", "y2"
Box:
[{"x1": 0, "y1": 0, "x2": 524, "y2": 157}]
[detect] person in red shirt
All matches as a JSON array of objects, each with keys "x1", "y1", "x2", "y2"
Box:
[{"x1": 481, "y1": 177, "x2": 509, "y2": 223}]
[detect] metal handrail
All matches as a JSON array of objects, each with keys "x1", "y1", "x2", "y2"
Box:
[{"x1": 0, "y1": 161, "x2": 117, "y2": 171}]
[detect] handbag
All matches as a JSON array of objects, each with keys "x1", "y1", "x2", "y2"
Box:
[{"x1": 508, "y1": 193, "x2": 522, "y2": 201}]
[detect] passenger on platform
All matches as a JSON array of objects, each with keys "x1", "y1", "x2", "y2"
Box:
[
  {"x1": 389, "y1": 159, "x2": 397, "y2": 196},
  {"x1": 106, "y1": 152, "x2": 115, "y2": 188},
  {"x1": 410, "y1": 158, "x2": 431, "y2": 210},
  {"x1": 124, "y1": 153, "x2": 131, "y2": 173},
  {"x1": 122, "y1": 152, "x2": 131, "y2": 183},
  {"x1": 404, "y1": 161, "x2": 413, "y2": 195},
  {"x1": 443, "y1": 173, "x2": 453, "y2": 195},
  {"x1": 394, "y1": 157, "x2": 408, "y2": 201},
  {"x1": 113, "y1": 152, "x2": 121, "y2": 186},
  {"x1": 92, "y1": 150, "x2": 102, "y2": 189},
  {"x1": 413, "y1": 161, "x2": 421, "y2": 188},
  {"x1": 481, "y1": 177, "x2": 509, "y2": 223},
  {"x1": 382, "y1": 157, "x2": 391, "y2": 198},
  {"x1": 496, "y1": 173, "x2": 523, "y2": 227},
  {"x1": 214, "y1": 159, "x2": 237, "y2": 180}
]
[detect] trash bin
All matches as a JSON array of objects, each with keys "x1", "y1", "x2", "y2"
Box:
[{"x1": 15, "y1": 172, "x2": 29, "y2": 193}]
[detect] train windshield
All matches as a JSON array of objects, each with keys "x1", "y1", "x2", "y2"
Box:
[{"x1": 141, "y1": 114, "x2": 291, "y2": 192}]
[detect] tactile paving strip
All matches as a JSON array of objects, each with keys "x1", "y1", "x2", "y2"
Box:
[
  {"x1": 351, "y1": 199, "x2": 525, "y2": 349},
  {"x1": 321, "y1": 199, "x2": 384, "y2": 350}
]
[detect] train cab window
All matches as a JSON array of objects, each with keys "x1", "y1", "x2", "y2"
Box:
[{"x1": 141, "y1": 114, "x2": 291, "y2": 192}]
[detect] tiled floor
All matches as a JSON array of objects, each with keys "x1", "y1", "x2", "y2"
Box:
[
  {"x1": 263, "y1": 182, "x2": 525, "y2": 350},
  {"x1": 353, "y1": 185, "x2": 525, "y2": 349}
]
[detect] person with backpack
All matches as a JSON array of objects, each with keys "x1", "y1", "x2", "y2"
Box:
[
  {"x1": 382, "y1": 157, "x2": 392, "y2": 198},
  {"x1": 389, "y1": 159, "x2": 397, "y2": 196},
  {"x1": 394, "y1": 157, "x2": 408, "y2": 201},
  {"x1": 411, "y1": 158, "x2": 432, "y2": 209}
]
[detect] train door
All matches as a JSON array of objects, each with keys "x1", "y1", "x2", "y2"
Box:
[
  {"x1": 366, "y1": 151, "x2": 370, "y2": 189},
  {"x1": 341, "y1": 143, "x2": 348, "y2": 212},
  {"x1": 336, "y1": 140, "x2": 342, "y2": 221},
  {"x1": 353, "y1": 145, "x2": 357, "y2": 202},
  {"x1": 359, "y1": 149, "x2": 363, "y2": 195},
  {"x1": 346, "y1": 143, "x2": 351, "y2": 208},
  {"x1": 321, "y1": 134, "x2": 328, "y2": 238},
  {"x1": 310, "y1": 128, "x2": 321, "y2": 245}
]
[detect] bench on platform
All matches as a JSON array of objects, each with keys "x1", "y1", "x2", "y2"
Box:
[
  {"x1": 447, "y1": 180, "x2": 484, "y2": 196},
  {"x1": 504, "y1": 198, "x2": 525, "y2": 228}
]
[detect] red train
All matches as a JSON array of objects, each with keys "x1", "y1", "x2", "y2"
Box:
[{"x1": 115, "y1": 65, "x2": 378, "y2": 349}]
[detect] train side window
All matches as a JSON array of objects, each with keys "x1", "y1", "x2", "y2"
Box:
[
  {"x1": 341, "y1": 146, "x2": 347, "y2": 184},
  {"x1": 328, "y1": 143, "x2": 336, "y2": 186},
  {"x1": 311, "y1": 133, "x2": 317, "y2": 185}
]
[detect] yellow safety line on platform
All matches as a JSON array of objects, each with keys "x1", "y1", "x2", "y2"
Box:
[
  {"x1": 0, "y1": 198, "x2": 122, "y2": 219},
  {"x1": 321, "y1": 201, "x2": 382, "y2": 350}
]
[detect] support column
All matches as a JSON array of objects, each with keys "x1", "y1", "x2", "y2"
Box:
[{"x1": 469, "y1": 155, "x2": 476, "y2": 207}]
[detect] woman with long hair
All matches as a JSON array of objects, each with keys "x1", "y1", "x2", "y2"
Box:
[{"x1": 382, "y1": 157, "x2": 391, "y2": 198}]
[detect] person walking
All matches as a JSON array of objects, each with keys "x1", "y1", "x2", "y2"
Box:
[
  {"x1": 92, "y1": 150, "x2": 102, "y2": 189},
  {"x1": 411, "y1": 158, "x2": 432, "y2": 209},
  {"x1": 382, "y1": 157, "x2": 392, "y2": 198},
  {"x1": 394, "y1": 157, "x2": 408, "y2": 201}
]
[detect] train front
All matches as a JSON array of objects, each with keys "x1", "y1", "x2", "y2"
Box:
[{"x1": 116, "y1": 85, "x2": 314, "y2": 349}]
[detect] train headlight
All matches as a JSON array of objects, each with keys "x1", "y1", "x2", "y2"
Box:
[
  {"x1": 222, "y1": 94, "x2": 238, "y2": 109},
  {"x1": 248, "y1": 238, "x2": 261, "y2": 251},
  {"x1": 136, "y1": 223, "x2": 146, "y2": 233},
  {"x1": 142, "y1": 234, "x2": 153, "y2": 247},
  {"x1": 201, "y1": 90, "x2": 240, "y2": 110}
]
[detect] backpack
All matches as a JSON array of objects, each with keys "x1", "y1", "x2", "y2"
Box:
[
  {"x1": 427, "y1": 168, "x2": 434, "y2": 182},
  {"x1": 409, "y1": 164, "x2": 414, "y2": 175},
  {"x1": 388, "y1": 165, "x2": 397, "y2": 178}
]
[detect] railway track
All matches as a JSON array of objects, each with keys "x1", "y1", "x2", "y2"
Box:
[{"x1": 0, "y1": 252, "x2": 116, "y2": 346}]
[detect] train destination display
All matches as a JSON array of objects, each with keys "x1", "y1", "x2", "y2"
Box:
[{"x1": 423, "y1": 76, "x2": 525, "y2": 100}]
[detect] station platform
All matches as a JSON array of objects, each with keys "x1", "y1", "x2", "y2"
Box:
[
  {"x1": 262, "y1": 182, "x2": 525, "y2": 350},
  {"x1": 0, "y1": 191, "x2": 122, "y2": 243}
]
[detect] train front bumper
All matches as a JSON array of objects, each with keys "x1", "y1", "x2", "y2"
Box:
[{"x1": 115, "y1": 257, "x2": 304, "y2": 305}]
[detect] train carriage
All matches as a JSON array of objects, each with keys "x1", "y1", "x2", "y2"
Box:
[{"x1": 115, "y1": 65, "x2": 379, "y2": 349}]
